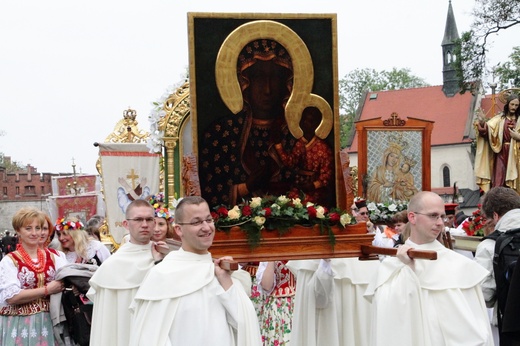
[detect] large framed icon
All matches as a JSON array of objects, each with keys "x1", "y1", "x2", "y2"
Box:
[
  {"x1": 355, "y1": 113, "x2": 433, "y2": 203},
  {"x1": 188, "y1": 13, "x2": 346, "y2": 210}
]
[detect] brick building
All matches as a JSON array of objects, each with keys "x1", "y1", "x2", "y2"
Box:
[
  {"x1": 0, "y1": 156, "x2": 71, "y2": 201},
  {"x1": 0, "y1": 156, "x2": 74, "y2": 233}
]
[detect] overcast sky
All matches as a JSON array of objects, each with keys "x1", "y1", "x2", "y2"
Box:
[{"x1": 1, "y1": 0, "x2": 518, "y2": 175}]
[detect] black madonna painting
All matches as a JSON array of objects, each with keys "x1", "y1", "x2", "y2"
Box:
[{"x1": 188, "y1": 13, "x2": 341, "y2": 209}]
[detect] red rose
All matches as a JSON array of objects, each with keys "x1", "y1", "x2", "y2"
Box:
[
  {"x1": 307, "y1": 206, "x2": 317, "y2": 218},
  {"x1": 211, "y1": 211, "x2": 219, "y2": 220},
  {"x1": 263, "y1": 207, "x2": 272, "y2": 217},
  {"x1": 217, "y1": 206, "x2": 228, "y2": 217},
  {"x1": 242, "y1": 205, "x2": 252, "y2": 216},
  {"x1": 329, "y1": 212, "x2": 340, "y2": 223}
]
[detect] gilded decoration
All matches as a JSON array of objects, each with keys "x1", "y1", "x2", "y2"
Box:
[
  {"x1": 158, "y1": 81, "x2": 192, "y2": 200},
  {"x1": 215, "y1": 20, "x2": 333, "y2": 140},
  {"x1": 104, "y1": 108, "x2": 149, "y2": 144},
  {"x1": 96, "y1": 108, "x2": 151, "y2": 251}
]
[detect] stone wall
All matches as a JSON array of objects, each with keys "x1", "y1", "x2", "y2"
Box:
[{"x1": 0, "y1": 200, "x2": 50, "y2": 236}]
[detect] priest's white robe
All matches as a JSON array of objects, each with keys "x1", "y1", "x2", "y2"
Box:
[
  {"x1": 365, "y1": 239, "x2": 493, "y2": 346},
  {"x1": 87, "y1": 242, "x2": 155, "y2": 346},
  {"x1": 129, "y1": 249, "x2": 261, "y2": 346},
  {"x1": 287, "y1": 257, "x2": 380, "y2": 346}
]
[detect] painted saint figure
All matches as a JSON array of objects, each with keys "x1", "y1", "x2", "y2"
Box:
[
  {"x1": 394, "y1": 156, "x2": 419, "y2": 201},
  {"x1": 199, "y1": 39, "x2": 297, "y2": 207},
  {"x1": 367, "y1": 142, "x2": 402, "y2": 203},
  {"x1": 273, "y1": 106, "x2": 334, "y2": 206}
]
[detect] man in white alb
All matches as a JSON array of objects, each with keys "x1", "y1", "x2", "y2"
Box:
[{"x1": 129, "y1": 196, "x2": 261, "y2": 346}]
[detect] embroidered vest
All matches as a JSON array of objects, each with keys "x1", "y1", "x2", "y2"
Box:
[
  {"x1": 271, "y1": 261, "x2": 296, "y2": 298},
  {"x1": 0, "y1": 249, "x2": 56, "y2": 316}
]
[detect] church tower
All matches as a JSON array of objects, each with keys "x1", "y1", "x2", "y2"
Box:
[{"x1": 441, "y1": 0, "x2": 460, "y2": 97}]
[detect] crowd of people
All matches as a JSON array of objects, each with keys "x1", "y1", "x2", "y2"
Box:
[{"x1": 2, "y1": 185, "x2": 520, "y2": 345}]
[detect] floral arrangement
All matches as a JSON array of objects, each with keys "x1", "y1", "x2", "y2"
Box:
[
  {"x1": 149, "y1": 192, "x2": 175, "y2": 222},
  {"x1": 461, "y1": 204, "x2": 487, "y2": 236},
  {"x1": 55, "y1": 217, "x2": 85, "y2": 231},
  {"x1": 213, "y1": 194, "x2": 355, "y2": 248},
  {"x1": 366, "y1": 199, "x2": 408, "y2": 224}
]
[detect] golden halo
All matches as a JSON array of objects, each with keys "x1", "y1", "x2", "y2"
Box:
[{"x1": 215, "y1": 20, "x2": 333, "y2": 139}]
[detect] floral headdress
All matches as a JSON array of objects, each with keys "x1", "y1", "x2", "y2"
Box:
[
  {"x1": 148, "y1": 193, "x2": 174, "y2": 221},
  {"x1": 55, "y1": 217, "x2": 85, "y2": 232}
]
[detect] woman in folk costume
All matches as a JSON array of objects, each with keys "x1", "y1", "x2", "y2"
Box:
[
  {"x1": 476, "y1": 93, "x2": 520, "y2": 192},
  {"x1": 256, "y1": 261, "x2": 296, "y2": 345},
  {"x1": 0, "y1": 207, "x2": 66, "y2": 345},
  {"x1": 56, "y1": 217, "x2": 111, "y2": 266}
]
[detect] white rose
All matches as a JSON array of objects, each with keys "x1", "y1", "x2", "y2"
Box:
[
  {"x1": 250, "y1": 197, "x2": 262, "y2": 209},
  {"x1": 316, "y1": 206, "x2": 325, "y2": 219},
  {"x1": 254, "y1": 216, "x2": 266, "y2": 226},
  {"x1": 277, "y1": 195, "x2": 290, "y2": 205},
  {"x1": 292, "y1": 198, "x2": 302, "y2": 208},
  {"x1": 367, "y1": 202, "x2": 377, "y2": 210},
  {"x1": 388, "y1": 203, "x2": 397, "y2": 212},
  {"x1": 228, "y1": 206, "x2": 241, "y2": 220},
  {"x1": 340, "y1": 213, "x2": 352, "y2": 227}
]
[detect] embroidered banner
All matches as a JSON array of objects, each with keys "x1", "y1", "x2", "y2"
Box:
[
  {"x1": 98, "y1": 143, "x2": 161, "y2": 243},
  {"x1": 48, "y1": 194, "x2": 100, "y2": 224},
  {"x1": 52, "y1": 175, "x2": 99, "y2": 196}
]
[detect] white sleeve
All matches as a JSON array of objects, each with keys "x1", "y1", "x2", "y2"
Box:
[
  {"x1": 314, "y1": 259, "x2": 335, "y2": 308},
  {"x1": 474, "y1": 240, "x2": 496, "y2": 307},
  {"x1": 0, "y1": 256, "x2": 22, "y2": 305},
  {"x1": 372, "y1": 227, "x2": 385, "y2": 247},
  {"x1": 95, "y1": 242, "x2": 111, "y2": 263},
  {"x1": 255, "y1": 261, "x2": 276, "y2": 295}
]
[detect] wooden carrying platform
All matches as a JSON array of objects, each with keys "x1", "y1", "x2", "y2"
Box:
[{"x1": 208, "y1": 223, "x2": 375, "y2": 262}]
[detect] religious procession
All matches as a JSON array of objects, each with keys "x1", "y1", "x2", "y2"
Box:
[{"x1": 2, "y1": 5, "x2": 520, "y2": 346}]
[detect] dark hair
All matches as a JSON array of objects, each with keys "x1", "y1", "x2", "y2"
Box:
[
  {"x1": 482, "y1": 187, "x2": 520, "y2": 218},
  {"x1": 391, "y1": 210, "x2": 409, "y2": 224},
  {"x1": 504, "y1": 94, "x2": 520, "y2": 117}
]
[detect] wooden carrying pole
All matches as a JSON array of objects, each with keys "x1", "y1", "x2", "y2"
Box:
[{"x1": 359, "y1": 245, "x2": 438, "y2": 260}]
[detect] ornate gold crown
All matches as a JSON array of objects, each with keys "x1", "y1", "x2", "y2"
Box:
[
  {"x1": 402, "y1": 155, "x2": 417, "y2": 168},
  {"x1": 387, "y1": 134, "x2": 408, "y2": 153}
]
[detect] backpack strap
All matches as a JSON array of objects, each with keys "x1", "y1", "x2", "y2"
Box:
[{"x1": 483, "y1": 230, "x2": 502, "y2": 241}]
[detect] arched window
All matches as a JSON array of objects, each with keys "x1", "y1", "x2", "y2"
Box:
[{"x1": 443, "y1": 166, "x2": 450, "y2": 187}]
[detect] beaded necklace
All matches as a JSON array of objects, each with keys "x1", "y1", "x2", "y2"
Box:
[{"x1": 15, "y1": 243, "x2": 46, "y2": 274}]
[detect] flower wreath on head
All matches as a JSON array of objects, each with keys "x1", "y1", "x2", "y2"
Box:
[
  {"x1": 149, "y1": 192, "x2": 166, "y2": 209},
  {"x1": 148, "y1": 193, "x2": 174, "y2": 222},
  {"x1": 55, "y1": 217, "x2": 85, "y2": 232}
]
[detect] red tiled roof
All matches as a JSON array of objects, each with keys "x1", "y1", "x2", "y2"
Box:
[
  {"x1": 480, "y1": 94, "x2": 505, "y2": 118},
  {"x1": 348, "y1": 86, "x2": 476, "y2": 152}
]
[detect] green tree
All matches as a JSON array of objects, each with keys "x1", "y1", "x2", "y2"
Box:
[
  {"x1": 495, "y1": 46, "x2": 520, "y2": 89},
  {"x1": 0, "y1": 153, "x2": 25, "y2": 173},
  {"x1": 338, "y1": 68, "x2": 428, "y2": 148},
  {"x1": 455, "y1": 0, "x2": 520, "y2": 91}
]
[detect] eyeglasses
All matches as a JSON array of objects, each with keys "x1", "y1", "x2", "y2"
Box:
[
  {"x1": 176, "y1": 218, "x2": 215, "y2": 227},
  {"x1": 359, "y1": 212, "x2": 369, "y2": 216},
  {"x1": 126, "y1": 217, "x2": 155, "y2": 223},
  {"x1": 413, "y1": 212, "x2": 448, "y2": 222}
]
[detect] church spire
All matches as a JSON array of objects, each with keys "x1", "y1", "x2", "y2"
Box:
[{"x1": 442, "y1": 0, "x2": 460, "y2": 97}]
